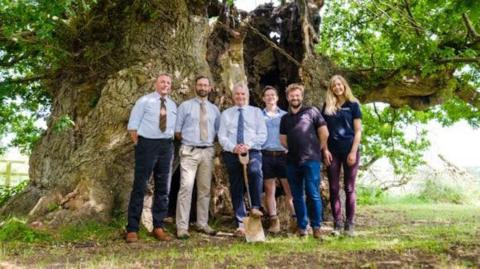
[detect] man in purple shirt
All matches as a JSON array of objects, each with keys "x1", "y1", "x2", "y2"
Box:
[{"x1": 280, "y1": 83, "x2": 329, "y2": 239}]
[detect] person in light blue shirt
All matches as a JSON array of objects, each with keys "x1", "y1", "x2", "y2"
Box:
[
  {"x1": 174, "y1": 76, "x2": 220, "y2": 239},
  {"x1": 125, "y1": 73, "x2": 177, "y2": 243},
  {"x1": 260, "y1": 86, "x2": 295, "y2": 234},
  {"x1": 218, "y1": 83, "x2": 267, "y2": 236},
  {"x1": 127, "y1": 91, "x2": 177, "y2": 140}
]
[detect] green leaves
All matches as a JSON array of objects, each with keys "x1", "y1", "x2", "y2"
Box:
[
  {"x1": 319, "y1": 0, "x2": 480, "y2": 82},
  {"x1": 361, "y1": 104, "x2": 431, "y2": 175},
  {"x1": 52, "y1": 115, "x2": 75, "y2": 133},
  {"x1": 0, "y1": 180, "x2": 28, "y2": 208},
  {"x1": 320, "y1": 0, "x2": 480, "y2": 175},
  {"x1": 0, "y1": 0, "x2": 76, "y2": 152}
]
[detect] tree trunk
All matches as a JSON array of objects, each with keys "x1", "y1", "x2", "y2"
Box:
[{"x1": 1, "y1": 0, "x2": 332, "y2": 226}]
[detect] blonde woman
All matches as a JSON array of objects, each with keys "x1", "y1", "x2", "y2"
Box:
[{"x1": 322, "y1": 75, "x2": 362, "y2": 237}]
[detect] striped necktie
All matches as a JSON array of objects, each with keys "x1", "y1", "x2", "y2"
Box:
[{"x1": 159, "y1": 97, "x2": 167, "y2": 132}]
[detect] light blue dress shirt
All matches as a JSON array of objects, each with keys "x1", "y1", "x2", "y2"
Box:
[
  {"x1": 127, "y1": 91, "x2": 177, "y2": 139},
  {"x1": 175, "y1": 98, "x2": 221, "y2": 146},
  {"x1": 218, "y1": 105, "x2": 267, "y2": 152},
  {"x1": 262, "y1": 108, "x2": 287, "y2": 151}
]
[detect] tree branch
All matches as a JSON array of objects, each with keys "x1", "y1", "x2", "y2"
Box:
[
  {"x1": 360, "y1": 156, "x2": 379, "y2": 171},
  {"x1": 242, "y1": 21, "x2": 304, "y2": 68},
  {"x1": 0, "y1": 54, "x2": 30, "y2": 68},
  {"x1": 1, "y1": 75, "x2": 50, "y2": 85},
  {"x1": 436, "y1": 57, "x2": 480, "y2": 64},
  {"x1": 462, "y1": 13, "x2": 480, "y2": 41},
  {"x1": 402, "y1": 0, "x2": 422, "y2": 37}
]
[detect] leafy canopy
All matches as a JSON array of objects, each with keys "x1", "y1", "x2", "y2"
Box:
[{"x1": 319, "y1": 0, "x2": 479, "y2": 175}]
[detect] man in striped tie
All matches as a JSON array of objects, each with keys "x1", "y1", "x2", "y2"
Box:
[
  {"x1": 125, "y1": 73, "x2": 177, "y2": 243},
  {"x1": 218, "y1": 83, "x2": 267, "y2": 237},
  {"x1": 174, "y1": 76, "x2": 221, "y2": 239}
]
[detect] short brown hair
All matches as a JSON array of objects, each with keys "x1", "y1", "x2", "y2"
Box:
[
  {"x1": 195, "y1": 75, "x2": 210, "y2": 84},
  {"x1": 285, "y1": 83, "x2": 304, "y2": 96},
  {"x1": 262, "y1": 85, "x2": 278, "y2": 96}
]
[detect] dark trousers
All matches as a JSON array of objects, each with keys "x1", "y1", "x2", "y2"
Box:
[
  {"x1": 222, "y1": 151, "x2": 263, "y2": 227},
  {"x1": 126, "y1": 137, "x2": 173, "y2": 232},
  {"x1": 326, "y1": 150, "x2": 359, "y2": 226}
]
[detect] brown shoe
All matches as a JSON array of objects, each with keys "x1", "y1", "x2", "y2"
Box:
[
  {"x1": 152, "y1": 228, "x2": 172, "y2": 241},
  {"x1": 267, "y1": 216, "x2": 281, "y2": 234},
  {"x1": 289, "y1": 216, "x2": 297, "y2": 233},
  {"x1": 125, "y1": 232, "x2": 138, "y2": 243},
  {"x1": 313, "y1": 227, "x2": 322, "y2": 239},
  {"x1": 233, "y1": 227, "x2": 245, "y2": 237},
  {"x1": 250, "y1": 208, "x2": 263, "y2": 218}
]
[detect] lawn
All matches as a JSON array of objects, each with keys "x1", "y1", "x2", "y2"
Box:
[{"x1": 1, "y1": 203, "x2": 479, "y2": 268}]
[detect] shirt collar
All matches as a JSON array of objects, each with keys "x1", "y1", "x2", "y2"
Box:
[
  {"x1": 263, "y1": 107, "x2": 280, "y2": 115},
  {"x1": 195, "y1": 97, "x2": 208, "y2": 104},
  {"x1": 153, "y1": 91, "x2": 168, "y2": 100},
  {"x1": 235, "y1": 105, "x2": 248, "y2": 110}
]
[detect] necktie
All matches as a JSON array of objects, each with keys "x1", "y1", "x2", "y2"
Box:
[
  {"x1": 237, "y1": 108, "x2": 244, "y2": 144},
  {"x1": 199, "y1": 101, "x2": 208, "y2": 142},
  {"x1": 159, "y1": 97, "x2": 167, "y2": 132}
]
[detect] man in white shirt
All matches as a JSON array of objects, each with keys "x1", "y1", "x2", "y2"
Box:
[{"x1": 218, "y1": 83, "x2": 267, "y2": 236}]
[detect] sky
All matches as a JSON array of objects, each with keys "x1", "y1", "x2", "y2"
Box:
[{"x1": 424, "y1": 121, "x2": 480, "y2": 167}]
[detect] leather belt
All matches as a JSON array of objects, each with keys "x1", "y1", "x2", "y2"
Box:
[
  {"x1": 261, "y1": 150, "x2": 286, "y2": 157},
  {"x1": 187, "y1": 145, "x2": 213, "y2": 149}
]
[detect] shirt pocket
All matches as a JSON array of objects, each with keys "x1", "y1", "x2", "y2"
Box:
[
  {"x1": 145, "y1": 101, "x2": 159, "y2": 117},
  {"x1": 189, "y1": 111, "x2": 200, "y2": 124}
]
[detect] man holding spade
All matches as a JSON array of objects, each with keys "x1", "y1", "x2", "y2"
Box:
[{"x1": 218, "y1": 83, "x2": 267, "y2": 237}]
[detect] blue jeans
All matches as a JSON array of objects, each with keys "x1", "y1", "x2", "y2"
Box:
[
  {"x1": 126, "y1": 137, "x2": 173, "y2": 232},
  {"x1": 223, "y1": 151, "x2": 263, "y2": 227},
  {"x1": 287, "y1": 160, "x2": 322, "y2": 230}
]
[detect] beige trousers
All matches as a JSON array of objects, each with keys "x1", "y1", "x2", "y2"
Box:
[{"x1": 176, "y1": 145, "x2": 215, "y2": 230}]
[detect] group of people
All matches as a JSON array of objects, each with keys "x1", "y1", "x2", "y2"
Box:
[{"x1": 124, "y1": 73, "x2": 362, "y2": 243}]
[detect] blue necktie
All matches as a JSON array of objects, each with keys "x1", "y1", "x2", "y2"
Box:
[{"x1": 237, "y1": 108, "x2": 244, "y2": 144}]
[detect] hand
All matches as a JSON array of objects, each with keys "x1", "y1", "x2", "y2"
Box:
[
  {"x1": 233, "y1": 145, "x2": 243, "y2": 154},
  {"x1": 323, "y1": 149, "x2": 332, "y2": 167},
  {"x1": 240, "y1": 144, "x2": 250, "y2": 153},
  {"x1": 233, "y1": 144, "x2": 248, "y2": 154},
  {"x1": 129, "y1": 131, "x2": 138, "y2": 145},
  {"x1": 233, "y1": 144, "x2": 249, "y2": 154},
  {"x1": 347, "y1": 151, "x2": 357, "y2": 166}
]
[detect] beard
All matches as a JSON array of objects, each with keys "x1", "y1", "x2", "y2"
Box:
[
  {"x1": 196, "y1": 90, "x2": 209, "y2": 97},
  {"x1": 289, "y1": 100, "x2": 302, "y2": 109}
]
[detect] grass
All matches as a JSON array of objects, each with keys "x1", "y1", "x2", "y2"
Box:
[{"x1": 0, "y1": 202, "x2": 479, "y2": 268}]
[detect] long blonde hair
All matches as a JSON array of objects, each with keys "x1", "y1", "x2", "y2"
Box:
[{"x1": 324, "y1": 75, "x2": 358, "y2": 115}]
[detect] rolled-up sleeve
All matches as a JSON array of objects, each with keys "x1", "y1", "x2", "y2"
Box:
[
  {"x1": 175, "y1": 102, "x2": 186, "y2": 133},
  {"x1": 249, "y1": 108, "x2": 267, "y2": 149},
  {"x1": 214, "y1": 106, "x2": 221, "y2": 134},
  {"x1": 218, "y1": 110, "x2": 235, "y2": 152},
  {"x1": 127, "y1": 97, "x2": 146, "y2": 131}
]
